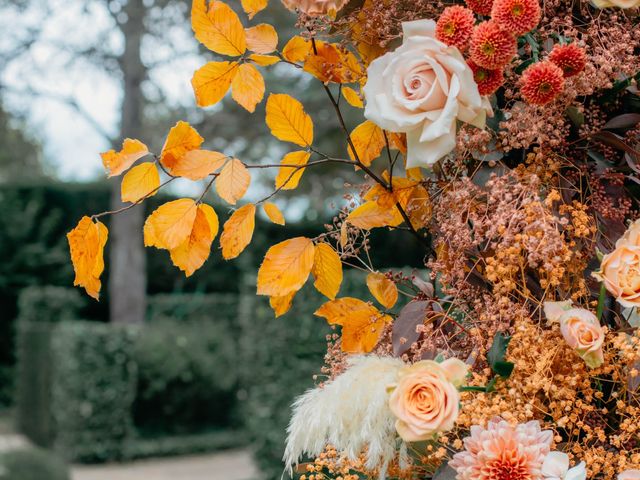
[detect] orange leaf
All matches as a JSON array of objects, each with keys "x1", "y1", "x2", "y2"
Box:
[
  {"x1": 263, "y1": 202, "x2": 285, "y2": 225},
  {"x1": 192, "y1": 0, "x2": 246, "y2": 56},
  {"x1": 342, "y1": 86, "x2": 363, "y2": 108},
  {"x1": 169, "y1": 204, "x2": 219, "y2": 277},
  {"x1": 144, "y1": 198, "x2": 198, "y2": 250},
  {"x1": 120, "y1": 162, "x2": 160, "y2": 203},
  {"x1": 67, "y1": 216, "x2": 108, "y2": 300},
  {"x1": 303, "y1": 43, "x2": 363, "y2": 84},
  {"x1": 249, "y1": 54, "x2": 280, "y2": 66},
  {"x1": 240, "y1": 0, "x2": 267, "y2": 18},
  {"x1": 160, "y1": 121, "x2": 204, "y2": 170},
  {"x1": 256, "y1": 237, "x2": 315, "y2": 297},
  {"x1": 101, "y1": 138, "x2": 149, "y2": 177},
  {"x1": 220, "y1": 203, "x2": 256, "y2": 260},
  {"x1": 216, "y1": 158, "x2": 251, "y2": 205},
  {"x1": 346, "y1": 201, "x2": 401, "y2": 229},
  {"x1": 245, "y1": 24, "x2": 278, "y2": 54},
  {"x1": 282, "y1": 36, "x2": 312, "y2": 63},
  {"x1": 231, "y1": 63, "x2": 265, "y2": 113},
  {"x1": 192, "y1": 61, "x2": 239, "y2": 108},
  {"x1": 312, "y1": 243, "x2": 342, "y2": 300},
  {"x1": 339, "y1": 222, "x2": 348, "y2": 248},
  {"x1": 366, "y1": 272, "x2": 398, "y2": 309},
  {"x1": 269, "y1": 291, "x2": 296, "y2": 318},
  {"x1": 314, "y1": 297, "x2": 390, "y2": 353},
  {"x1": 348, "y1": 120, "x2": 385, "y2": 167},
  {"x1": 170, "y1": 149, "x2": 227, "y2": 180},
  {"x1": 275, "y1": 150, "x2": 310, "y2": 190},
  {"x1": 266, "y1": 93, "x2": 313, "y2": 147}
]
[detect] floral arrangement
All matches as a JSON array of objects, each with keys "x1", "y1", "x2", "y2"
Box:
[{"x1": 67, "y1": 0, "x2": 640, "y2": 478}]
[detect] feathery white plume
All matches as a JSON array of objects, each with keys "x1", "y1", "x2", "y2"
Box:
[{"x1": 283, "y1": 356, "x2": 404, "y2": 475}]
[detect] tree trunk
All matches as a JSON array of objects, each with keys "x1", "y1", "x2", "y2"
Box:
[{"x1": 109, "y1": 1, "x2": 147, "y2": 324}]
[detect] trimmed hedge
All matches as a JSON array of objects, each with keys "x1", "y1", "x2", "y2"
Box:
[
  {"x1": 0, "y1": 447, "x2": 71, "y2": 480},
  {"x1": 51, "y1": 321, "x2": 138, "y2": 462},
  {"x1": 238, "y1": 270, "x2": 372, "y2": 480}
]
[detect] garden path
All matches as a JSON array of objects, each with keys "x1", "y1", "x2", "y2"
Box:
[{"x1": 72, "y1": 449, "x2": 258, "y2": 480}]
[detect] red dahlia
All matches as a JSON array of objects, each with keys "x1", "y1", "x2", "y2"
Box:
[
  {"x1": 548, "y1": 43, "x2": 587, "y2": 78},
  {"x1": 465, "y1": 0, "x2": 494, "y2": 16},
  {"x1": 436, "y1": 6, "x2": 476, "y2": 51},
  {"x1": 468, "y1": 60, "x2": 505, "y2": 95},
  {"x1": 491, "y1": 0, "x2": 541, "y2": 36},
  {"x1": 470, "y1": 21, "x2": 517, "y2": 69},
  {"x1": 520, "y1": 61, "x2": 565, "y2": 105}
]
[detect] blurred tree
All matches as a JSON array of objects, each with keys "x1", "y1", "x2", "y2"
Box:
[{"x1": 0, "y1": 100, "x2": 44, "y2": 182}]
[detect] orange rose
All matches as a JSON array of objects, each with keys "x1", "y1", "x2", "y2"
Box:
[
  {"x1": 280, "y1": 0, "x2": 349, "y2": 16},
  {"x1": 388, "y1": 358, "x2": 468, "y2": 442},
  {"x1": 594, "y1": 220, "x2": 640, "y2": 309}
]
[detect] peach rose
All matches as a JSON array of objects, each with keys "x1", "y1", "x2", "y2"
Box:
[
  {"x1": 280, "y1": 0, "x2": 349, "y2": 16},
  {"x1": 545, "y1": 302, "x2": 605, "y2": 369},
  {"x1": 591, "y1": 0, "x2": 640, "y2": 8},
  {"x1": 593, "y1": 220, "x2": 640, "y2": 309},
  {"x1": 363, "y1": 20, "x2": 491, "y2": 169},
  {"x1": 619, "y1": 470, "x2": 640, "y2": 480},
  {"x1": 388, "y1": 358, "x2": 468, "y2": 442}
]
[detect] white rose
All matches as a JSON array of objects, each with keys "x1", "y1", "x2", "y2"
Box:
[
  {"x1": 542, "y1": 452, "x2": 587, "y2": 480},
  {"x1": 363, "y1": 19, "x2": 492, "y2": 169}
]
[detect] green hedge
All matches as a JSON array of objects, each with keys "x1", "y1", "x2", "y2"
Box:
[
  {"x1": 0, "y1": 447, "x2": 70, "y2": 480},
  {"x1": 51, "y1": 321, "x2": 138, "y2": 462},
  {"x1": 238, "y1": 270, "x2": 372, "y2": 480}
]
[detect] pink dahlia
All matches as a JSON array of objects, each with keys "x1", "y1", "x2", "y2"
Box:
[
  {"x1": 436, "y1": 6, "x2": 476, "y2": 51},
  {"x1": 449, "y1": 418, "x2": 553, "y2": 480},
  {"x1": 280, "y1": 0, "x2": 349, "y2": 16}
]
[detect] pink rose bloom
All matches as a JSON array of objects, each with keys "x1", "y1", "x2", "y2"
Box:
[
  {"x1": 450, "y1": 418, "x2": 553, "y2": 480},
  {"x1": 363, "y1": 20, "x2": 491, "y2": 169},
  {"x1": 594, "y1": 220, "x2": 640, "y2": 309},
  {"x1": 619, "y1": 470, "x2": 640, "y2": 480},
  {"x1": 280, "y1": 0, "x2": 349, "y2": 16},
  {"x1": 388, "y1": 358, "x2": 468, "y2": 442},
  {"x1": 544, "y1": 301, "x2": 605, "y2": 369}
]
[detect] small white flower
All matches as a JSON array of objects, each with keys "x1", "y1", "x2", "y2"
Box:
[{"x1": 542, "y1": 452, "x2": 587, "y2": 480}]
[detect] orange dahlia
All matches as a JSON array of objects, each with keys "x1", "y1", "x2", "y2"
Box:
[
  {"x1": 465, "y1": 0, "x2": 495, "y2": 16},
  {"x1": 491, "y1": 0, "x2": 541, "y2": 36},
  {"x1": 548, "y1": 43, "x2": 587, "y2": 78},
  {"x1": 520, "y1": 61, "x2": 565, "y2": 105},
  {"x1": 436, "y1": 6, "x2": 476, "y2": 51},
  {"x1": 470, "y1": 21, "x2": 517, "y2": 69},
  {"x1": 468, "y1": 60, "x2": 505, "y2": 95}
]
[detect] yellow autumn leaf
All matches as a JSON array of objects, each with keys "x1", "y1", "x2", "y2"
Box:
[
  {"x1": 348, "y1": 120, "x2": 385, "y2": 167},
  {"x1": 346, "y1": 201, "x2": 401, "y2": 229},
  {"x1": 120, "y1": 162, "x2": 160, "y2": 203},
  {"x1": 256, "y1": 237, "x2": 315, "y2": 297},
  {"x1": 366, "y1": 272, "x2": 398, "y2": 309},
  {"x1": 249, "y1": 54, "x2": 280, "y2": 66},
  {"x1": 192, "y1": 0, "x2": 246, "y2": 56},
  {"x1": 231, "y1": 63, "x2": 265, "y2": 113},
  {"x1": 312, "y1": 243, "x2": 342, "y2": 300},
  {"x1": 101, "y1": 138, "x2": 149, "y2": 177},
  {"x1": 303, "y1": 43, "x2": 362, "y2": 84},
  {"x1": 220, "y1": 203, "x2": 256, "y2": 260},
  {"x1": 266, "y1": 93, "x2": 314, "y2": 147},
  {"x1": 339, "y1": 222, "x2": 348, "y2": 248},
  {"x1": 170, "y1": 149, "x2": 227, "y2": 180},
  {"x1": 245, "y1": 24, "x2": 278, "y2": 54},
  {"x1": 169, "y1": 204, "x2": 219, "y2": 277},
  {"x1": 67, "y1": 216, "x2": 108, "y2": 300},
  {"x1": 314, "y1": 297, "x2": 391, "y2": 353},
  {"x1": 144, "y1": 198, "x2": 198, "y2": 250},
  {"x1": 263, "y1": 202, "x2": 285, "y2": 225},
  {"x1": 342, "y1": 86, "x2": 363, "y2": 108},
  {"x1": 269, "y1": 291, "x2": 296, "y2": 318},
  {"x1": 160, "y1": 121, "x2": 204, "y2": 170},
  {"x1": 275, "y1": 150, "x2": 310, "y2": 190},
  {"x1": 192, "y1": 61, "x2": 239, "y2": 108},
  {"x1": 216, "y1": 158, "x2": 251, "y2": 205},
  {"x1": 240, "y1": 0, "x2": 267, "y2": 18},
  {"x1": 282, "y1": 36, "x2": 312, "y2": 63}
]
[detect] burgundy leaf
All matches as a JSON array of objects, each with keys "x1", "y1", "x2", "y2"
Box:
[{"x1": 392, "y1": 300, "x2": 429, "y2": 357}]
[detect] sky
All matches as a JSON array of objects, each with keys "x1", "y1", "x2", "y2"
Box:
[{"x1": 1, "y1": 0, "x2": 202, "y2": 181}]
